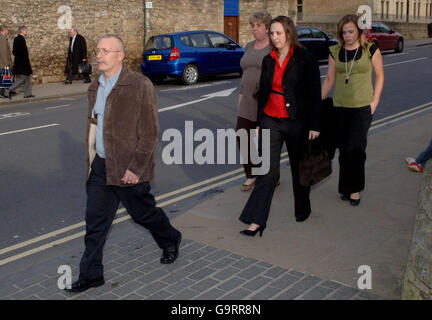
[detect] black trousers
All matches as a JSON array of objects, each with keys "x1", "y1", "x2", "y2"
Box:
[
  {"x1": 79, "y1": 155, "x2": 180, "y2": 281},
  {"x1": 236, "y1": 116, "x2": 258, "y2": 179},
  {"x1": 67, "y1": 64, "x2": 90, "y2": 83},
  {"x1": 239, "y1": 115, "x2": 310, "y2": 226},
  {"x1": 335, "y1": 105, "x2": 373, "y2": 195}
]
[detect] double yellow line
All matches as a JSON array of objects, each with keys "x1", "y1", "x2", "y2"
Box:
[{"x1": 1, "y1": 100, "x2": 431, "y2": 266}]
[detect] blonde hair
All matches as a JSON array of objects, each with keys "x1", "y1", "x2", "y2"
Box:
[{"x1": 249, "y1": 11, "x2": 272, "y2": 30}]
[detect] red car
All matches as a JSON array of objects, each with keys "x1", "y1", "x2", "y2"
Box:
[{"x1": 365, "y1": 22, "x2": 404, "y2": 53}]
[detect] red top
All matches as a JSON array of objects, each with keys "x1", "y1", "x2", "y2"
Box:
[{"x1": 264, "y1": 47, "x2": 294, "y2": 118}]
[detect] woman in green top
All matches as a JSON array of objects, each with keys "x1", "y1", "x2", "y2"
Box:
[{"x1": 321, "y1": 14, "x2": 384, "y2": 206}]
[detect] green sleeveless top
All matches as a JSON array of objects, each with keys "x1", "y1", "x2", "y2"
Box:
[{"x1": 329, "y1": 43, "x2": 374, "y2": 108}]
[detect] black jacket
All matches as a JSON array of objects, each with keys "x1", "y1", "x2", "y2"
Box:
[
  {"x1": 12, "y1": 34, "x2": 32, "y2": 76},
  {"x1": 65, "y1": 34, "x2": 88, "y2": 74},
  {"x1": 256, "y1": 46, "x2": 321, "y2": 131}
]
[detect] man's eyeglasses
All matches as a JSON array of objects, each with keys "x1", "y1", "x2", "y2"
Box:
[{"x1": 93, "y1": 48, "x2": 121, "y2": 56}]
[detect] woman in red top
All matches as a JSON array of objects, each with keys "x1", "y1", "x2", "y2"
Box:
[{"x1": 239, "y1": 16, "x2": 322, "y2": 236}]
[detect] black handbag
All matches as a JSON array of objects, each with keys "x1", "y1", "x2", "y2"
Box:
[
  {"x1": 78, "y1": 62, "x2": 92, "y2": 74},
  {"x1": 299, "y1": 139, "x2": 332, "y2": 187}
]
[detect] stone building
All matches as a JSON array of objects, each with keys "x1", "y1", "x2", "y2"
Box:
[{"x1": 0, "y1": 0, "x2": 430, "y2": 83}]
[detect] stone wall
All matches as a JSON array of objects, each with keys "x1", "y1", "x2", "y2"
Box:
[
  {"x1": 0, "y1": 0, "x2": 145, "y2": 83},
  {"x1": 402, "y1": 160, "x2": 432, "y2": 299}
]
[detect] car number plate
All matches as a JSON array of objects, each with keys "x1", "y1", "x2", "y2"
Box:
[{"x1": 148, "y1": 55, "x2": 162, "y2": 61}]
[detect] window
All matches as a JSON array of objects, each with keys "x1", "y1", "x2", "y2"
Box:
[
  {"x1": 297, "y1": 0, "x2": 303, "y2": 21},
  {"x1": 189, "y1": 33, "x2": 211, "y2": 48},
  {"x1": 400, "y1": 2, "x2": 404, "y2": 19},
  {"x1": 311, "y1": 28, "x2": 327, "y2": 39},
  {"x1": 180, "y1": 35, "x2": 192, "y2": 47},
  {"x1": 396, "y1": 2, "x2": 399, "y2": 19},
  {"x1": 208, "y1": 33, "x2": 232, "y2": 48},
  {"x1": 381, "y1": 1, "x2": 385, "y2": 18},
  {"x1": 297, "y1": 28, "x2": 312, "y2": 39},
  {"x1": 145, "y1": 36, "x2": 172, "y2": 50},
  {"x1": 386, "y1": 1, "x2": 390, "y2": 19}
]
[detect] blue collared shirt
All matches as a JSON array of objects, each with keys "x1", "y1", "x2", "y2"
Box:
[{"x1": 94, "y1": 68, "x2": 122, "y2": 158}]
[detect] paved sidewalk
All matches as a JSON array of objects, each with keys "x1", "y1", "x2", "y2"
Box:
[{"x1": 0, "y1": 103, "x2": 429, "y2": 300}]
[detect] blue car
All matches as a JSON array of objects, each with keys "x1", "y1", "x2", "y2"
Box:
[{"x1": 141, "y1": 30, "x2": 244, "y2": 85}]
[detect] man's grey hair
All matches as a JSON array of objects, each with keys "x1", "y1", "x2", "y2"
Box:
[
  {"x1": 18, "y1": 26, "x2": 28, "y2": 33},
  {"x1": 99, "y1": 34, "x2": 126, "y2": 52},
  {"x1": 70, "y1": 27, "x2": 78, "y2": 33},
  {"x1": 0, "y1": 25, "x2": 8, "y2": 32}
]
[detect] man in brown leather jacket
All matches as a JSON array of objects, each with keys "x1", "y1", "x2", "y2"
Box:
[
  {"x1": 66, "y1": 34, "x2": 181, "y2": 293},
  {"x1": 0, "y1": 25, "x2": 12, "y2": 97}
]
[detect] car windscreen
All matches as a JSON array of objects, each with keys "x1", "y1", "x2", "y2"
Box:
[{"x1": 145, "y1": 36, "x2": 173, "y2": 51}]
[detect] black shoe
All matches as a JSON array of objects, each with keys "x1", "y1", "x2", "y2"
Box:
[
  {"x1": 160, "y1": 232, "x2": 182, "y2": 264},
  {"x1": 65, "y1": 276, "x2": 105, "y2": 293},
  {"x1": 240, "y1": 225, "x2": 266, "y2": 237},
  {"x1": 84, "y1": 79, "x2": 91, "y2": 83},
  {"x1": 24, "y1": 95, "x2": 35, "y2": 98},
  {"x1": 340, "y1": 194, "x2": 349, "y2": 201},
  {"x1": 65, "y1": 80, "x2": 71, "y2": 84},
  {"x1": 7, "y1": 90, "x2": 12, "y2": 100},
  {"x1": 349, "y1": 197, "x2": 361, "y2": 206},
  {"x1": 296, "y1": 211, "x2": 311, "y2": 222}
]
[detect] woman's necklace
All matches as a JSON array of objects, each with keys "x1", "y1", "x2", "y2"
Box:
[{"x1": 345, "y1": 46, "x2": 359, "y2": 84}]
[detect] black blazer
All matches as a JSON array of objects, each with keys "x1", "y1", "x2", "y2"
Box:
[
  {"x1": 65, "y1": 34, "x2": 88, "y2": 74},
  {"x1": 256, "y1": 46, "x2": 321, "y2": 132},
  {"x1": 12, "y1": 34, "x2": 32, "y2": 76}
]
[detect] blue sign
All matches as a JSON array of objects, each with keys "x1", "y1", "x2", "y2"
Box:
[{"x1": 224, "y1": 0, "x2": 239, "y2": 16}]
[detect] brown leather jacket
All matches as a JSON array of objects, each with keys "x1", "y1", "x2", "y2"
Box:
[{"x1": 86, "y1": 66, "x2": 158, "y2": 186}]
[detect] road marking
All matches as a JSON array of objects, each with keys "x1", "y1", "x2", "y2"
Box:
[
  {"x1": 1, "y1": 99, "x2": 432, "y2": 265},
  {"x1": 159, "y1": 80, "x2": 232, "y2": 92},
  {"x1": 320, "y1": 57, "x2": 428, "y2": 78},
  {"x1": 0, "y1": 112, "x2": 30, "y2": 120},
  {"x1": 383, "y1": 57, "x2": 427, "y2": 67},
  {"x1": 159, "y1": 87, "x2": 237, "y2": 112},
  {"x1": 0, "y1": 123, "x2": 59, "y2": 136},
  {"x1": 0, "y1": 155, "x2": 288, "y2": 266},
  {"x1": 45, "y1": 104, "x2": 71, "y2": 110}
]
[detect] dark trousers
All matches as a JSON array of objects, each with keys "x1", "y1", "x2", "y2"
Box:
[
  {"x1": 335, "y1": 105, "x2": 373, "y2": 195},
  {"x1": 67, "y1": 64, "x2": 90, "y2": 83},
  {"x1": 236, "y1": 116, "x2": 258, "y2": 179},
  {"x1": 239, "y1": 115, "x2": 311, "y2": 226},
  {"x1": 79, "y1": 155, "x2": 180, "y2": 281}
]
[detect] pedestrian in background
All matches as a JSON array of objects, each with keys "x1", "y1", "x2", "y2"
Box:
[
  {"x1": 4, "y1": 26, "x2": 34, "y2": 99},
  {"x1": 66, "y1": 35, "x2": 181, "y2": 293},
  {"x1": 405, "y1": 138, "x2": 432, "y2": 172},
  {"x1": 239, "y1": 16, "x2": 322, "y2": 236},
  {"x1": 321, "y1": 14, "x2": 384, "y2": 206},
  {"x1": 65, "y1": 28, "x2": 91, "y2": 84},
  {"x1": 0, "y1": 25, "x2": 13, "y2": 98},
  {"x1": 236, "y1": 11, "x2": 272, "y2": 191}
]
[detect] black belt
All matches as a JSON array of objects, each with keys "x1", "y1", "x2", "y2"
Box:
[{"x1": 270, "y1": 89, "x2": 284, "y2": 96}]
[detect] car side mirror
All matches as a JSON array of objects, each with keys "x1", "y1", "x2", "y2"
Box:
[{"x1": 228, "y1": 43, "x2": 238, "y2": 49}]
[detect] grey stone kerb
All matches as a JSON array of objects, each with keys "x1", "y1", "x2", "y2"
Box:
[{"x1": 402, "y1": 160, "x2": 432, "y2": 299}]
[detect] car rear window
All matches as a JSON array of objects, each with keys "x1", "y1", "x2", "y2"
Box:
[{"x1": 145, "y1": 36, "x2": 173, "y2": 50}]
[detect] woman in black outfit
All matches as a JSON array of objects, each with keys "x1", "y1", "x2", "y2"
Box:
[{"x1": 239, "y1": 16, "x2": 322, "y2": 236}]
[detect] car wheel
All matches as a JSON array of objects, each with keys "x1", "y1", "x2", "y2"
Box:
[
  {"x1": 395, "y1": 39, "x2": 404, "y2": 53},
  {"x1": 182, "y1": 64, "x2": 199, "y2": 85}
]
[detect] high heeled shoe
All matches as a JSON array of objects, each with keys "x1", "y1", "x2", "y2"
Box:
[{"x1": 240, "y1": 225, "x2": 266, "y2": 237}]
